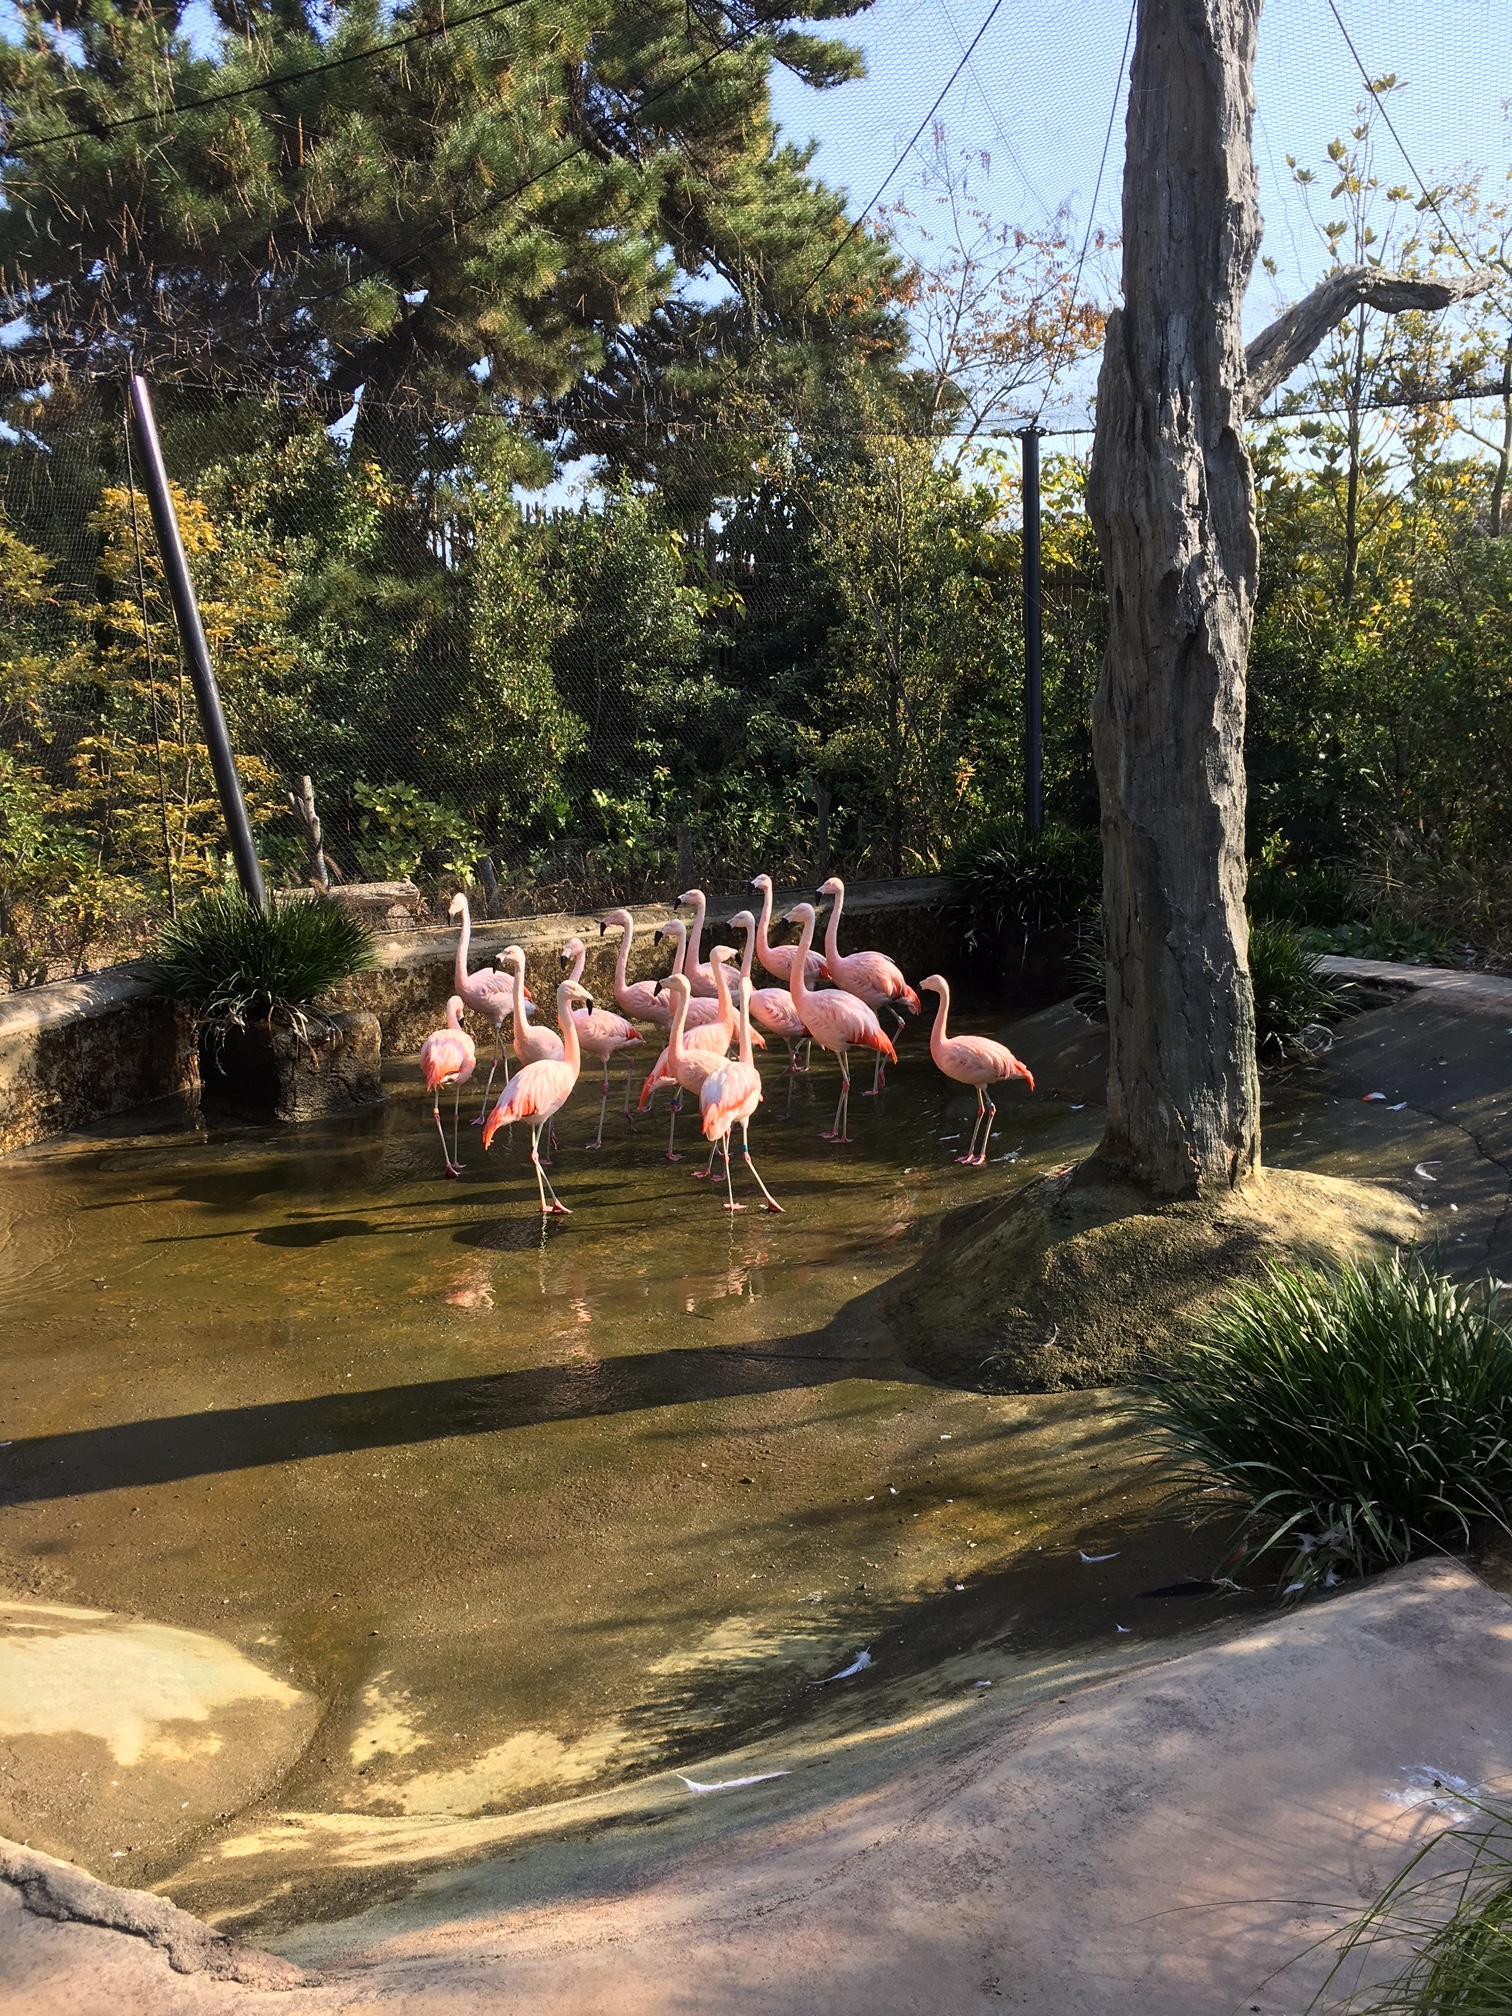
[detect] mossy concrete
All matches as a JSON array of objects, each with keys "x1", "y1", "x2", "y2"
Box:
[{"x1": 897, "y1": 1164, "x2": 1424, "y2": 1392}]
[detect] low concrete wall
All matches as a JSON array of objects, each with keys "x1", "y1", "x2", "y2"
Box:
[
  {"x1": 0, "y1": 967, "x2": 197, "y2": 1158},
  {"x1": 0, "y1": 879, "x2": 958, "y2": 1156}
]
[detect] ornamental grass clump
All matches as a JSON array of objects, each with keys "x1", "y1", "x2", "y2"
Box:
[
  {"x1": 151, "y1": 888, "x2": 376, "y2": 1029},
  {"x1": 1138, "y1": 1255, "x2": 1512, "y2": 1593},
  {"x1": 1307, "y1": 1799, "x2": 1512, "y2": 2014}
]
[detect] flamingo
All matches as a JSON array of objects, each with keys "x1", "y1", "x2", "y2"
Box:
[
  {"x1": 652, "y1": 919, "x2": 724, "y2": 1028},
  {"x1": 559, "y1": 936, "x2": 642, "y2": 1147},
  {"x1": 418, "y1": 995, "x2": 476, "y2": 1178},
  {"x1": 676, "y1": 888, "x2": 720, "y2": 997},
  {"x1": 726, "y1": 909, "x2": 808, "y2": 1074},
  {"x1": 817, "y1": 874, "x2": 922, "y2": 1094},
  {"x1": 749, "y1": 873, "x2": 829, "y2": 989},
  {"x1": 481, "y1": 979, "x2": 593, "y2": 1215},
  {"x1": 599, "y1": 908, "x2": 667, "y2": 1027},
  {"x1": 639, "y1": 948, "x2": 749, "y2": 1161},
  {"x1": 642, "y1": 971, "x2": 723, "y2": 1165},
  {"x1": 920, "y1": 975, "x2": 1035, "y2": 1167},
  {"x1": 783, "y1": 902, "x2": 895, "y2": 1146},
  {"x1": 497, "y1": 945, "x2": 564, "y2": 1157},
  {"x1": 700, "y1": 977, "x2": 783, "y2": 1214},
  {"x1": 448, "y1": 891, "x2": 529, "y2": 1121}
]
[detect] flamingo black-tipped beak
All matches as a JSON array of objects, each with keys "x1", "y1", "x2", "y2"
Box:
[
  {"x1": 558, "y1": 953, "x2": 569, "y2": 972},
  {"x1": 582, "y1": 994, "x2": 595, "y2": 1015},
  {"x1": 597, "y1": 919, "x2": 607, "y2": 936},
  {"x1": 653, "y1": 978, "x2": 665, "y2": 997}
]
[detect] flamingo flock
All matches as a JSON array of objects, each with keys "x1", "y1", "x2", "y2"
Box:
[{"x1": 417, "y1": 876, "x2": 1034, "y2": 1215}]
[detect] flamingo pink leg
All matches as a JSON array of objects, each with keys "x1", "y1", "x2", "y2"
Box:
[
  {"x1": 531, "y1": 1125, "x2": 570, "y2": 1215},
  {"x1": 739, "y1": 1123, "x2": 783, "y2": 1213},
  {"x1": 694, "y1": 1137, "x2": 720, "y2": 1180},
  {"x1": 585, "y1": 1060, "x2": 610, "y2": 1152},
  {"x1": 721, "y1": 1140, "x2": 744, "y2": 1213},
  {"x1": 822, "y1": 1047, "x2": 852, "y2": 1144},
  {"x1": 666, "y1": 1091, "x2": 683, "y2": 1163},
  {"x1": 450, "y1": 1085, "x2": 465, "y2": 1172},
  {"x1": 957, "y1": 1089, "x2": 988, "y2": 1166},
  {"x1": 432, "y1": 1092, "x2": 461, "y2": 1178},
  {"x1": 972, "y1": 1094, "x2": 999, "y2": 1168}
]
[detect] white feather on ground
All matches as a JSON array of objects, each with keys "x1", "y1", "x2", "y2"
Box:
[
  {"x1": 816, "y1": 1649, "x2": 873, "y2": 1684},
  {"x1": 676, "y1": 1771, "x2": 789, "y2": 1795}
]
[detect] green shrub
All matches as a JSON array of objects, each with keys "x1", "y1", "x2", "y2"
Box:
[
  {"x1": 946, "y1": 819, "x2": 1102, "y2": 943},
  {"x1": 1077, "y1": 915, "x2": 1343, "y2": 1055},
  {"x1": 1246, "y1": 917, "x2": 1342, "y2": 1051},
  {"x1": 1248, "y1": 857, "x2": 1358, "y2": 930},
  {"x1": 1139, "y1": 1255, "x2": 1512, "y2": 1593},
  {"x1": 352, "y1": 780, "x2": 481, "y2": 883},
  {"x1": 151, "y1": 889, "x2": 376, "y2": 1027},
  {"x1": 1309, "y1": 1801, "x2": 1512, "y2": 2014}
]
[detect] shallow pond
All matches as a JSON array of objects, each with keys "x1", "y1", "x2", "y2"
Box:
[{"x1": 0, "y1": 1015, "x2": 1253, "y2": 1929}]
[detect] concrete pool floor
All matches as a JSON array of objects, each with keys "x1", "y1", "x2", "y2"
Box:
[{"x1": 2, "y1": 964, "x2": 1510, "y2": 2008}]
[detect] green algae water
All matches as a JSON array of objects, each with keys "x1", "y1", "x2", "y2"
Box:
[{"x1": 0, "y1": 1019, "x2": 1252, "y2": 1929}]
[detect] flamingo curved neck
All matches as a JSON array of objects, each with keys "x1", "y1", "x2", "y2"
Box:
[
  {"x1": 510, "y1": 959, "x2": 535, "y2": 1036},
  {"x1": 928, "y1": 981, "x2": 952, "y2": 1059},
  {"x1": 737, "y1": 985, "x2": 755, "y2": 1068},
  {"x1": 452, "y1": 897, "x2": 472, "y2": 992},
  {"x1": 822, "y1": 883, "x2": 844, "y2": 966},
  {"x1": 555, "y1": 987, "x2": 582, "y2": 1071},
  {"x1": 753, "y1": 883, "x2": 774, "y2": 958},
  {"x1": 564, "y1": 943, "x2": 586, "y2": 985},
  {"x1": 787, "y1": 911, "x2": 816, "y2": 1005},
  {"x1": 610, "y1": 919, "x2": 633, "y2": 998},
  {"x1": 662, "y1": 921, "x2": 686, "y2": 977},
  {"x1": 685, "y1": 893, "x2": 707, "y2": 975},
  {"x1": 667, "y1": 985, "x2": 691, "y2": 1066},
  {"x1": 711, "y1": 953, "x2": 733, "y2": 1025}
]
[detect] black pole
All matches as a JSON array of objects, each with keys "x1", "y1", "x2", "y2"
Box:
[
  {"x1": 127, "y1": 374, "x2": 266, "y2": 909},
  {"x1": 1020, "y1": 423, "x2": 1044, "y2": 835}
]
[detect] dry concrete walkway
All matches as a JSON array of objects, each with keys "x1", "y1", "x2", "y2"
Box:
[{"x1": 5, "y1": 1559, "x2": 1511, "y2": 2016}]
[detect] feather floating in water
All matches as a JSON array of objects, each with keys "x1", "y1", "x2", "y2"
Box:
[
  {"x1": 676, "y1": 1771, "x2": 789, "y2": 1795},
  {"x1": 1362, "y1": 1092, "x2": 1387, "y2": 1102},
  {"x1": 816, "y1": 1649, "x2": 873, "y2": 1684},
  {"x1": 1079, "y1": 1549, "x2": 1119, "y2": 1564},
  {"x1": 1413, "y1": 1162, "x2": 1440, "y2": 1182}
]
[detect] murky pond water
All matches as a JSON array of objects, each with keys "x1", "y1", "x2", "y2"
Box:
[{"x1": 0, "y1": 1016, "x2": 1253, "y2": 1929}]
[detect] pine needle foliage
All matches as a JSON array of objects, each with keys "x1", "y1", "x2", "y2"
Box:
[
  {"x1": 151, "y1": 890, "x2": 375, "y2": 1027},
  {"x1": 1138, "y1": 1255, "x2": 1512, "y2": 1592}
]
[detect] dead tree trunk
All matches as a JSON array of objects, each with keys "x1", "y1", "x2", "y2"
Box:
[
  {"x1": 1083, "y1": 0, "x2": 1489, "y2": 1202},
  {"x1": 1085, "y1": 0, "x2": 1264, "y2": 1198}
]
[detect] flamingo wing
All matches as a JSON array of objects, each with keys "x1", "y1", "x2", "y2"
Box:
[
  {"x1": 942, "y1": 1035, "x2": 1033, "y2": 1088},
  {"x1": 749, "y1": 987, "x2": 804, "y2": 1040},
  {"x1": 481, "y1": 1060, "x2": 576, "y2": 1147},
  {"x1": 835, "y1": 949, "x2": 918, "y2": 1012},
  {"x1": 700, "y1": 1059, "x2": 762, "y2": 1140},
  {"x1": 421, "y1": 1030, "x2": 475, "y2": 1089},
  {"x1": 800, "y1": 988, "x2": 897, "y2": 1061},
  {"x1": 574, "y1": 1006, "x2": 640, "y2": 1052}
]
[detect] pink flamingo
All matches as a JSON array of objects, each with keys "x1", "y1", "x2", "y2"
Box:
[
  {"x1": 921, "y1": 974, "x2": 1035, "y2": 1165},
  {"x1": 599, "y1": 908, "x2": 668, "y2": 1027},
  {"x1": 676, "y1": 888, "x2": 720, "y2": 997},
  {"x1": 726, "y1": 909, "x2": 808, "y2": 1073},
  {"x1": 700, "y1": 977, "x2": 783, "y2": 1214},
  {"x1": 749, "y1": 873, "x2": 829, "y2": 989},
  {"x1": 652, "y1": 919, "x2": 724, "y2": 1030},
  {"x1": 817, "y1": 874, "x2": 922, "y2": 1094},
  {"x1": 559, "y1": 936, "x2": 642, "y2": 1147},
  {"x1": 642, "y1": 971, "x2": 723, "y2": 1165},
  {"x1": 783, "y1": 902, "x2": 896, "y2": 1146},
  {"x1": 418, "y1": 995, "x2": 476, "y2": 1178},
  {"x1": 481, "y1": 979, "x2": 593, "y2": 1215},
  {"x1": 639, "y1": 948, "x2": 746, "y2": 1161},
  {"x1": 448, "y1": 892, "x2": 530, "y2": 1122},
  {"x1": 497, "y1": 945, "x2": 564, "y2": 1157}
]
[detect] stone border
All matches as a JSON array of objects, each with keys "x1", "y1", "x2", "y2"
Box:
[{"x1": 0, "y1": 1838, "x2": 311, "y2": 1989}]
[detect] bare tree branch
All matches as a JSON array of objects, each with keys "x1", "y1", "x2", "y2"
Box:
[{"x1": 1243, "y1": 263, "x2": 1494, "y2": 410}]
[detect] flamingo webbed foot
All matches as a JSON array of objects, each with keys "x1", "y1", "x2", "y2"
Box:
[
  {"x1": 722, "y1": 1201, "x2": 747, "y2": 1213},
  {"x1": 665, "y1": 1151, "x2": 684, "y2": 1163}
]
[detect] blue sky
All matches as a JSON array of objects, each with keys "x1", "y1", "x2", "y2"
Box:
[{"x1": 769, "y1": 0, "x2": 1511, "y2": 434}]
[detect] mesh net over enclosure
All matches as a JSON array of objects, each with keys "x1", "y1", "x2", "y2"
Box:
[{"x1": 1, "y1": 0, "x2": 1510, "y2": 982}]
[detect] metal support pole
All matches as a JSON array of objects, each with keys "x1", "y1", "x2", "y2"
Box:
[
  {"x1": 1020, "y1": 423, "x2": 1044, "y2": 836},
  {"x1": 127, "y1": 374, "x2": 266, "y2": 909}
]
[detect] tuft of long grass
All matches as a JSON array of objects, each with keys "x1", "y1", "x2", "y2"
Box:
[
  {"x1": 946, "y1": 819, "x2": 1103, "y2": 942},
  {"x1": 1307, "y1": 1800, "x2": 1512, "y2": 2014},
  {"x1": 150, "y1": 889, "x2": 376, "y2": 1027},
  {"x1": 1247, "y1": 916, "x2": 1342, "y2": 1050},
  {"x1": 1138, "y1": 1255, "x2": 1512, "y2": 1592}
]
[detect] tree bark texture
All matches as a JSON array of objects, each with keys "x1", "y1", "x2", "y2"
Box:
[{"x1": 1085, "y1": 0, "x2": 1264, "y2": 1198}]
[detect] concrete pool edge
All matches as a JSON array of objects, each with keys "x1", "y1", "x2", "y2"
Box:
[
  {"x1": 0, "y1": 875, "x2": 960, "y2": 1156},
  {"x1": 5, "y1": 1556, "x2": 1511, "y2": 2014}
]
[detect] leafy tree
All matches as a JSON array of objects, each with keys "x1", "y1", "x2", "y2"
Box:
[{"x1": 0, "y1": 0, "x2": 905, "y2": 433}]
